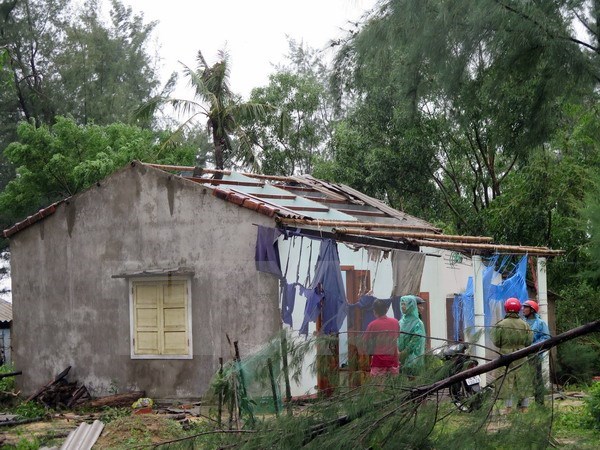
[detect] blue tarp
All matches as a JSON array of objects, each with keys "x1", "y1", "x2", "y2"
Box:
[{"x1": 453, "y1": 255, "x2": 529, "y2": 340}]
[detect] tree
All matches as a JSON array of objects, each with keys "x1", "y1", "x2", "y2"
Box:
[
  {"x1": 0, "y1": 116, "x2": 196, "y2": 220},
  {"x1": 55, "y1": 0, "x2": 160, "y2": 125},
  {"x1": 325, "y1": 0, "x2": 593, "y2": 235},
  {"x1": 247, "y1": 41, "x2": 335, "y2": 175},
  {"x1": 0, "y1": 0, "x2": 159, "y2": 143},
  {"x1": 138, "y1": 49, "x2": 268, "y2": 171}
]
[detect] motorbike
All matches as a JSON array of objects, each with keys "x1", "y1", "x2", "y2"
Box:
[{"x1": 432, "y1": 342, "x2": 484, "y2": 412}]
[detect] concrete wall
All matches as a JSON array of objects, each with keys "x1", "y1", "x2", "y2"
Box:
[{"x1": 9, "y1": 163, "x2": 280, "y2": 399}]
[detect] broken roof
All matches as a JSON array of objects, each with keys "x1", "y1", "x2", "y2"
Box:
[{"x1": 2, "y1": 162, "x2": 564, "y2": 257}]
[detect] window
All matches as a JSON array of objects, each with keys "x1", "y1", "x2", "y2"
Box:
[{"x1": 129, "y1": 277, "x2": 192, "y2": 359}]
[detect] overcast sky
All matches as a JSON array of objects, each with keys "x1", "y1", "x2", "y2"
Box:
[{"x1": 115, "y1": 0, "x2": 378, "y2": 98}]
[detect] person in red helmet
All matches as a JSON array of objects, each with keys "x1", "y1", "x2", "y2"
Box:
[
  {"x1": 491, "y1": 297, "x2": 533, "y2": 412},
  {"x1": 522, "y1": 299, "x2": 550, "y2": 406}
]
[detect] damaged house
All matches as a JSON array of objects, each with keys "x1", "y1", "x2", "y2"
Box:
[{"x1": 3, "y1": 162, "x2": 562, "y2": 399}]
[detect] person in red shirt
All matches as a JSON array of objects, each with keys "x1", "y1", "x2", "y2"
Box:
[{"x1": 364, "y1": 299, "x2": 400, "y2": 376}]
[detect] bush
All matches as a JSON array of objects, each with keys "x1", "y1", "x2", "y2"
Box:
[
  {"x1": 586, "y1": 382, "x2": 600, "y2": 429},
  {"x1": 13, "y1": 401, "x2": 47, "y2": 419},
  {"x1": 0, "y1": 363, "x2": 16, "y2": 392},
  {"x1": 556, "y1": 341, "x2": 600, "y2": 385}
]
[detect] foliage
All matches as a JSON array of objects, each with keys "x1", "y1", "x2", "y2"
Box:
[
  {"x1": 94, "y1": 415, "x2": 183, "y2": 449},
  {"x1": 99, "y1": 406, "x2": 132, "y2": 424},
  {"x1": 0, "y1": 116, "x2": 196, "y2": 221},
  {"x1": 137, "y1": 49, "x2": 269, "y2": 170},
  {"x1": 13, "y1": 401, "x2": 47, "y2": 419},
  {"x1": 554, "y1": 404, "x2": 594, "y2": 432},
  {"x1": 56, "y1": 0, "x2": 160, "y2": 126},
  {"x1": 247, "y1": 41, "x2": 335, "y2": 175},
  {"x1": 325, "y1": 0, "x2": 593, "y2": 235},
  {"x1": 14, "y1": 437, "x2": 41, "y2": 450},
  {"x1": 586, "y1": 381, "x2": 600, "y2": 429},
  {"x1": 0, "y1": 0, "x2": 159, "y2": 135},
  {"x1": 0, "y1": 363, "x2": 16, "y2": 393},
  {"x1": 556, "y1": 341, "x2": 600, "y2": 385}
]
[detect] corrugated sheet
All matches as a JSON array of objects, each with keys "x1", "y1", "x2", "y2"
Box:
[
  {"x1": 201, "y1": 172, "x2": 360, "y2": 222},
  {"x1": 60, "y1": 420, "x2": 104, "y2": 450},
  {"x1": 299, "y1": 175, "x2": 439, "y2": 230},
  {"x1": 0, "y1": 299, "x2": 12, "y2": 323}
]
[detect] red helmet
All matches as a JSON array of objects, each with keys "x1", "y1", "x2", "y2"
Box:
[
  {"x1": 522, "y1": 300, "x2": 539, "y2": 313},
  {"x1": 504, "y1": 297, "x2": 521, "y2": 313}
]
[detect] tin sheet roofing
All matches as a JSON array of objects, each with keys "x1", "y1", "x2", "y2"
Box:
[{"x1": 0, "y1": 299, "x2": 12, "y2": 323}]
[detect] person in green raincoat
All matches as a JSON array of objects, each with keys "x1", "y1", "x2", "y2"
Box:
[
  {"x1": 397, "y1": 295, "x2": 426, "y2": 376},
  {"x1": 491, "y1": 297, "x2": 533, "y2": 412}
]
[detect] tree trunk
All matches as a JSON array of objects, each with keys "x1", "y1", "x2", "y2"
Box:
[
  {"x1": 212, "y1": 127, "x2": 224, "y2": 171},
  {"x1": 87, "y1": 391, "x2": 145, "y2": 408}
]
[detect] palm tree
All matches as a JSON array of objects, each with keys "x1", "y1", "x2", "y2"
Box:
[{"x1": 137, "y1": 49, "x2": 268, "y2": 171}]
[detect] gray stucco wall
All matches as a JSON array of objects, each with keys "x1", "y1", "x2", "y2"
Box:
[{"x1": 9, "y1": 163, "x2": 280, "y2": 399}]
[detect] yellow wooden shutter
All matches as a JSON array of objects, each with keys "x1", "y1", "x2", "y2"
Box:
[
  {"x1": 134, "y1": 282, "x2": 160, "y2": 355},
  {"x1": 162, "y1": 281, "x2": 189, "y2": 355}
]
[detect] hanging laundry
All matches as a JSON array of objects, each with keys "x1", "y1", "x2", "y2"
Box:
[
  {"x1": 281, "y1": 282, "x2": 299, "y2": 327},
  {"x1": 367, "y1": 248, "x2": 381, "y2": 262},
  {"x1": 391, "y1": 250, "x2": 425, "y2": 297},
  {"x1": 254, "y1": 226, "x2": 283, "y2": 278},
  {"x1": 299, "y1": 284, "x2": 324, "y2": 336},
  {"x1": 299, "y1": 239, "x2": 347, "y2": 335}
]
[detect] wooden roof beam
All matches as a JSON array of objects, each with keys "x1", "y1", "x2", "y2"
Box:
[
  {"x1": 276, "y1": 217, "x2": 442, "y2": 233},
  {"x1": 144, "y1": 163, "x2": 295, "y2": 182},
  {"x1": 333, "y1": 227, "x2": 493, "y2": 243},
  {"x1": 412, "y1": 239, "x2": 564, "y2": 256}
]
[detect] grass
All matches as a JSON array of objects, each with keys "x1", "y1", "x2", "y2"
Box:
[{"x1": 553, "y1": 403, "x2": 600, "y2": 449}]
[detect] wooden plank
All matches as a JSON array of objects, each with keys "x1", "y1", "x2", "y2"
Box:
[
  {"x1": 303, "y1": 196, "x2": 350, "y2": 204},
  {"x1": 26, "y1": 366, "x2": 71, "y2": 402},
  {"x1": 276, "y1": 185, "x2": 318, "y2": 193},
  {"x1": 287, "y1": 205, "x2": 330, "y2": 212},
  {"x1": 185, "y1": 177, "x2": 264, "y2": 187},
  {"x1": 334, "y1": 227, "x2": 493, "y2": 243},
  {"x1": 337, "y1": 209, "x2": 389, "y2": 218},
  {"x1": 276, "y1": 217, "x2": 442, "y2": 233},
  {"x1": 253, "y1": 193, "x2": 297, "y2": 200},
  {"x1": 412, "y1": 239, "x2": 564, "y2": 255}
]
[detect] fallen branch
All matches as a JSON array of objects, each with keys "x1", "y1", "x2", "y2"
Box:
[
  {"x1": 408, "y1": 319, "x2": 600, "y2": 401},
  {"x1": 0, "y1": 371, "x2": 22, "y2": 379}
]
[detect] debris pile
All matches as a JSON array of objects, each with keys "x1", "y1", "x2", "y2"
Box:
[{"x1": 26, "y1": 366, "x2": 90, "y2": 409}]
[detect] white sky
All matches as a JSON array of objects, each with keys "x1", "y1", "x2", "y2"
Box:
[{"x1": 115, "y1": 0, "x2": 378, "y2": 99}]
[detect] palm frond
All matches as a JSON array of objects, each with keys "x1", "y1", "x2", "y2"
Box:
[
  {"x1": 152, "y1": 111, "x2": 206, "y2": 159},
  {"x1": 132, "y1": 95, "x2": 165, "y2": 124}
]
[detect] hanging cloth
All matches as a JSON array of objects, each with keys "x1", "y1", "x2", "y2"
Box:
[
  {"x1": 390, "y1": 250, "x2": 425, "y2": 297},
  {"x1": 255, "y1": 226, "x2": 283, "y2": 278},
  {"x1": 299, "y1": 239, "x2": 347, "y2": 335}
]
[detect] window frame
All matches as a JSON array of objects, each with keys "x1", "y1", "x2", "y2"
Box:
[{"x1": 128, "y1": 276, "x2": 193, "y2": 360}]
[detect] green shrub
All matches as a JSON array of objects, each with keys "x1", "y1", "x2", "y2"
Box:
[
  {"x1": 99, "y1": 406, "x2": 131, "y2": 424},
  {"x1": 585, "y1": 382, "x2": 600, "y2": 429},
  {"x1": 14, "y1": 401, "x2": 47, "y2": 419},
  {"x1": 556, "y1": 341, "x2": 600, "y2": 385},
  {"x1": 15, "y1": 437, "x2": 40, "y2": 450},
  {"x1": 0, "y1": 363, "x2": 17, "y2": 393}
]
